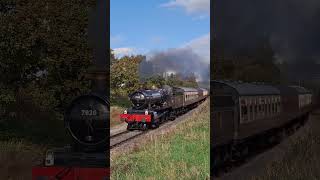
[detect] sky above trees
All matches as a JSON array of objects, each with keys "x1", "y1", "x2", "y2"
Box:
[
  {"x1": 111, "y1": 0, "x2": 210, "y2": 82},
  {"x1": 110, "y1": 0, "x2": 209, "y2": 60}
]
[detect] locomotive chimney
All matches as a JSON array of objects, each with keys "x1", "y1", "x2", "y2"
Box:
[
  {"x1": 86, "y1": 66, "x2": 108, "y2": 95},
  {"x1": 87, "y1": 0, "x2": 108, "y2": 95}
]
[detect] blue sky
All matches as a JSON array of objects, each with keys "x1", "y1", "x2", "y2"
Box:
[{"x1": 110, "y1": 0, "x2": 210, "y2": 57}]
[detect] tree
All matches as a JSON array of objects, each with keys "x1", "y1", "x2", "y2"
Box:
[
  {"x1": 0, "y1": 0, "x2": 95, "y2": 119},
  {"x1": 144, "y1": 75, "x2": 166, "y2": 89},
  {"x1": 110, "y1": 54, "x2": 144, "y2": 97}
]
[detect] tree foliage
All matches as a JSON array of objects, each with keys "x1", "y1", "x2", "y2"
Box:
[
  {"x1": 110, "y1": 50, "x2": 199, "y2": 103},
  {"x1": 0, "y1": 0, "x2": 95, "y2": 121},
  {"x1": 110, "y1": 54, "x2": 144, "y2": 97},
  {"x1": 213, "y1": 37, "x2": 281, "y2": 84}
]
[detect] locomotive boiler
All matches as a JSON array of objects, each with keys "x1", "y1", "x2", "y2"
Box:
[{"x1": 129, "y1": 86, "x2": 172, "y2": 110}]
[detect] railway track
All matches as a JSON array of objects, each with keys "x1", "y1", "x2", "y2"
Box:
[
  {"x1": 110, "y1": 99, "x2": 208, "y2": 150},
  {"x1": 110, "y1": 130, "x2": 146, "y2": 148}
]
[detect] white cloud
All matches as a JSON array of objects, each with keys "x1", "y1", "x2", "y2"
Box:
[
  {"x1": 113, "y1": 47, "x2": 135, "y2": 57},
  {"x1": 184, "y1": 33, "x2": 210, "y2": 64},
  {"x1": 161, "y1": 0, "x2": 210, "y2": 16}
]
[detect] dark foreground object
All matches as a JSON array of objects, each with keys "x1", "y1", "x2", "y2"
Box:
[
  {"x1": 32, "y1": 92, "x2": 109, "y2": 179},
  {"x1": 32, "y1": 167, "x2": 109, "y2": 180},
  {"x1": 32, "y1": 146, "x2": 109, "y2": 179}
]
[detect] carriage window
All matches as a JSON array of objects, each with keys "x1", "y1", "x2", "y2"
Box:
[
  {"x1": 265, "y1": 104, "x2": 268, "y2": 116},
  {"x1": 259, "y1": 104, "x2": 262, "y2": 117},
  {"x1": 241, "y1": 105, "x2": 248, "y2": 122},
  {"x1": 268, "y1": 103, "x2": 271, "y2": 115},
  {"x1": 254, "y1": 105, "x2": 258, "y2": 118},
  {"x1": 272, "y1": 103, "x2": 275, "y2": 114},
  {"x1": 249, "y1": 105, "x2": 253, "y2": 121}
]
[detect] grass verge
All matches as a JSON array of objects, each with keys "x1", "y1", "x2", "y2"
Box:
[
  {"x1": 0, "y1": 140, "x2": 47, "y2": 180},
  {"x1": 111, "y1": 106, "x2": 126, "y2": 127},
  {"x1": 111, "y1": 101, "x2": 210, "y2": 180},
  {"x1": 251, "y1": 125, "x2": 320, "y2": 180},
  {"x1": 110, "y1": 96, "x2": 131, "y2": 127}
]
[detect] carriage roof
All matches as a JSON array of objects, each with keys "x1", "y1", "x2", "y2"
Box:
[{"x1": 212, "y1": 80, "x2": 280, "y2": 96}]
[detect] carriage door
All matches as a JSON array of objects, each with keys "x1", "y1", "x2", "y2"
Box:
[{"x1": 212, "y1": 96, "x2": 235, "y2": 145}]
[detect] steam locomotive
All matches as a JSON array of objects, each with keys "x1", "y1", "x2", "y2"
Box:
[
  {"x1": 32, "y1": 67, "x2": 109, "y2": 180},
  {"x1": 32, "y1": 92, "x2": 109, "y2": 179},
  {"x1": 120, "y1": 86, "x2": 209, "y2": 130},
  {"x1": 211, "y1": 80, "x2": 315, "y2": 167}
]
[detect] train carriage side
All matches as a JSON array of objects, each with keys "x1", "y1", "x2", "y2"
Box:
[
  {"x1": 212, "y1": 81, "x2": 284, "y2": 146},
  {"x1": 289, "y1": 86, "x2": 313, "y2": 118},
  {"x1": 211, "y1": 81, "x2": 238, "y2": 147},
  {"x1": 198, "y1": 88, "x2": 209, "y2": 102},
  {"x1": 233, "y1": 83, "x2": 281, "y2": 141},
  {"x1": 172, "y1": 87, "x2": 185, "y2": 109},
  {"x1": 180, "y1": 87, "x2": 201, "y2": 107},
  {"x1": 275, "y1": 86, "x2": 300, "y2": 126}
]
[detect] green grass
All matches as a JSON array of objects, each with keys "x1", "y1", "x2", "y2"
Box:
[
  {"x1": 251, "y1": 130, "x2": 320, "y2": 180},
  {"x1": 0, "y1": 114, "x2": 70, "y2": 179},
  {"x1": 111, "y1": 101, "x2": 210, "y2": 180},
  {"x1": 111, "y1": 96, "x2": 131, "y2": 108}
]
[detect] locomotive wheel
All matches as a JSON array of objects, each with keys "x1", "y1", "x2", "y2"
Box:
[
  {"x1": 170, "y1": 116, "x2": 176, "y2": 121},
  {"x1": 151, "y1": 121, "x2": 160, "y2": 129},
  {"x1": 127, "y1": 123, "x2": 135, "y2": 131}
]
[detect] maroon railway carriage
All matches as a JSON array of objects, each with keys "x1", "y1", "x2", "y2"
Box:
[{"x1": 212, "y1": 80, "x2": 313, "y2": 166}]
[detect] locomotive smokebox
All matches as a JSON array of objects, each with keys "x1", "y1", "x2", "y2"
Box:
[{"x1": 64, "y1": 66, "x2": 109, "y2": 153}]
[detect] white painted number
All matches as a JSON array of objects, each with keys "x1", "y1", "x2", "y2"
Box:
[{"x1": 81, "y1": 110, "x2": 97, "y2": 116}]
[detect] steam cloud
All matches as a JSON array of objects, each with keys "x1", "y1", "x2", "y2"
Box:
[
  {"x1": 139, "y1": 47, "x2": 210, "y2": 83},
  {"x1": 214, "y1": 0, "x2": 320, "y2": 81}
]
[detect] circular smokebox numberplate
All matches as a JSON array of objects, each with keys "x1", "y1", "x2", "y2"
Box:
[{"x1": 65, "y1": 94, "x2": 109, "y2": 147}]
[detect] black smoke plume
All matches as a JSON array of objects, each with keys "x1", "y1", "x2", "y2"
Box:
[
  {"x1": 214, "y1": 0, "x2": 320, "y2": 82},
  {"x1": 139, "y1": 47, "x2": 210, "y2": 84}
]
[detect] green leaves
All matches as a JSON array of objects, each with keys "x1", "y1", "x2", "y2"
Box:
[
  {"x1": 110, "y1": 54, "x2": 144, "y2": 97},
  {"x1": 110, "y1": 50, "x2": 199, "y2": 100},
  {"x1": 0, "y1": 0, "x2": 94, "y2": 120}
]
